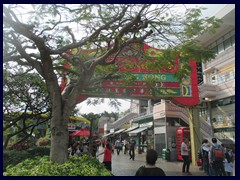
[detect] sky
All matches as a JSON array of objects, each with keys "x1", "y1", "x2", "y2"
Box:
[
  {"x1": 77, "y1": 98, "x2": 131, "y2": 114},
  {"x1": 186, "y1": 4, "x2": 227, "y2": 17},
  {"x1": 77, "y1": 4, "x2": 228, "y2": 114}
]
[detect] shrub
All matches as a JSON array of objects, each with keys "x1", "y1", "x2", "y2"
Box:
[
  {"x1": 26, "y1": 146, "x2": 50, "y2": 156},
  {"x1": 8, "y1": 142, "x2": 31, "y2": 151},
  {"x1": 3, "y1": 146, "x2": 51, "y2": 172},
  {"x1": 36, "y1": 137, "x2": 51, "y2": 146},
  {"x1": 3, "y1": 149, "x2": 31, "y2": 172},
  {"x1": 4, "y1": 154, "x2": 112, "y2": 176}
]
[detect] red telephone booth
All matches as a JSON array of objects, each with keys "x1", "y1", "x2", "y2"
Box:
[{"x1": 176, "y1": 127, "x2": 190, "y2": 161}]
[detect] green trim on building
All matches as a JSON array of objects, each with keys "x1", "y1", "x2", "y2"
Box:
[{"x1": 133, "y1": 114, "x2": 153, "y2": 124}]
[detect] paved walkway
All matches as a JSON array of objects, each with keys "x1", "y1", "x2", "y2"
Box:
[{"x1": 97, "y1": 147, "x2": 207, "y2": 176}]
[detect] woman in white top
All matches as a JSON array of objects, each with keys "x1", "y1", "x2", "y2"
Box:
[
  {"x1": 224, "y1": 158, "x2": 233, "y2": 176},
  {"x1": 181, "y1": 138, "x2": 191, "y2": 175}
]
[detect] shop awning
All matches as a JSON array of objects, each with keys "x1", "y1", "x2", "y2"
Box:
[
  {"x1": 114, "y1": 129, "x2": 126, "y2": 134},
  {"x1": 128, "y1": 127, "x2": 148, "y2": 135},
  {"x1": 123, "y1": 126, "x2": 138, "y2": 133},
  {"x1": 103, "y1": 132, "x2": 114, "y2": 137}
]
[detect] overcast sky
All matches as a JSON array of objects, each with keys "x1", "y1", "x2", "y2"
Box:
[
  {"x1": 77, "y1": 98, "x2": 131, "y2": 114},
  {"x1": 78, "y1": 4, "x2": 228, "y2": 114}
]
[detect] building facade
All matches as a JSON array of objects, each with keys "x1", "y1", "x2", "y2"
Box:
[
  {"x1": 102, "y1": 4, "x2": 235, "y2": 158},
  {"x1": 198, "y1": 4, "x2": 235, "y2": 145}
]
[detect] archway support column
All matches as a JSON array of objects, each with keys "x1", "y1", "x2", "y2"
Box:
[{"x1": 188, "y1": 107, "x2": 201, "y2": 166}]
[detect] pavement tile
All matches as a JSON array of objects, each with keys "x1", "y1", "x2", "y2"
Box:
[{"x1": 97, "y1": 147, "x2": 207, "y2": 176}]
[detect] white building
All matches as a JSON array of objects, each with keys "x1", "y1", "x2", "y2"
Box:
[{"x1": 198, "y1": 4, "x2": 235, "y2": 144}]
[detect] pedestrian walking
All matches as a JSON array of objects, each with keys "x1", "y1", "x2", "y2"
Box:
[
  {"x1": 135, "y1": 149, "x2": 166, "y2": 176},
  {"x1": 115, "y1": 138, "x2": 122, "y2": 155},
  {"x1": 129, "y1": 137, "x2": 136, "y2": 160},
  {"x1": 224, "y1": 156, "x2": 233, "y2": 176},
  {"x1": 201, "y1": 139, "x2": 210, "y2": 175},
  {"x1": 209, "y1": 138, "x2": 226, "y2": 176},
  {"x1": 181, "y1": 138, "x2": 192, "y2": 175},
  {"x1": 101, "y1": 138, "x2": 105, "y2": 148},
  {"x1": 97, "y1": 143, "x2": 113, "y2": 171},
  {"x1": 123, "y1": 139, "x2": 129, "y2": 154}
]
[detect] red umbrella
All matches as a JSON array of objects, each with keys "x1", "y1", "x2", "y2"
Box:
[
  {"x1": 93, "y1": 133, "x2": 98, "y2": 137},
  {"x1": 69, "y1": 128, "x2": 90, "y2": 136}
]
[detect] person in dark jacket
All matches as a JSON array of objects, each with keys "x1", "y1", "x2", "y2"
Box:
[
  {"x1": 135, "y1": 149, "x2": 166, "y2": 176},
  {"x1": 129, "y1": 137, "x2": 136, "y2": 160}
]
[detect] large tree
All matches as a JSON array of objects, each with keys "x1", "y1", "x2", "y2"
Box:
[
  {"x1": 3, "y1": 69, "x2": 51, "y2": 148},
  {"x1": 3, "y1": 4, "x2": 221, "y2": 163}
]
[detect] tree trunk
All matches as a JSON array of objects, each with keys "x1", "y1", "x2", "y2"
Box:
[
  {"x1": 49, "y1": 86, "x2": 79, "y2": 163},
  {"x1": 50, "y1": 114, "x2": 69, "y2": 163},
  {"x1": 3, "y1": 134, "x2": 12, "y2": 149},
  {"x1": 49, "y1": 95, "x2": 72, "y2": 163}
]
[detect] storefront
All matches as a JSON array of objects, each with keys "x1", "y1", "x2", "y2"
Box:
[{"x1": 131, "y1": 114, "x2": 154, "y2": 153}]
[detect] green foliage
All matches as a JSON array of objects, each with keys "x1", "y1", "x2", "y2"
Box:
[
  {"x1": 184, "y1": 7, "x2": 222, "y2": 38},
  {"x1": 3, "y1": 70, "x2": 49, "y2": 113},
  {"x1": 3, "y1": 69, "x2": 51, "y2": 148},
  {"x1": 3, "y1": 149, "x2": 31, "y2": 172},
  {"x1": 4, "y1": 155, "x2": 112, "y2": 176},
  {"x1": 36, "y1": 137, "x2": 51, "y2": 146},
  {"x1": 3, "y1": 147, "x2": 51, "y2": 172},
  {"x1": 8, "y1": 142, "x2": 32, "y2": 151},
  {"x1": 26, "y1": 146, "x2": 50, "y2": 156}
]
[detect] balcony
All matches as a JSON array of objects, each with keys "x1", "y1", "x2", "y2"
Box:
[
  {"x1": 198, "y1": 83, "x2": 218, "y2": 99},
  {"x1": 153, "y1": 101, "x2": 189, "y2": 123}
]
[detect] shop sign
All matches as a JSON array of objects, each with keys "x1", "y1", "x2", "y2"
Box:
[
  {"x1": 68, "y1": 124, "x2": 76, "y2": 130},
  {"x1": 62, "y1": 43, "x2": 199, "y2": 106}
]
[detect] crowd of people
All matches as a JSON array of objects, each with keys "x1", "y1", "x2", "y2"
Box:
[
  {"x1": 197, "y1": 138, "x2": 235, "y2": 176},
  {"x1": 97, "y1": 137, "x2": 165, "y2": 176},
  {"x1": 96, "y1": 137, "x2": 136, "y2": 171},
  {"x1": 68, "y1": 136, "x2": 234, "y2": 176},
  {"x1": 68, "y1": 138, "x2": 99, "y2": 157},
  {"x1": 181, "y1": 137, "x2": 235, "y2": 176}
]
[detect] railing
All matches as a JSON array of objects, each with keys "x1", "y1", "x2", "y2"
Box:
[
  {"x1": 111, "y1": 112, "x2": 138, "y2": 129},
  {"x1": 199, "y1": 116, "x2": 214, "y2": 137},
  {"x1": 214, "y1": 130, "x2": 235, "y2": 144},
  {"x1": 153, "y1": 101, "x2": 214, "y2": 140}
]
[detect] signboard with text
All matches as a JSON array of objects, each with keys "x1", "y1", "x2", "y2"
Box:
[{"x1": 62, "y1": 43, "x2": 199, "y2": 106}]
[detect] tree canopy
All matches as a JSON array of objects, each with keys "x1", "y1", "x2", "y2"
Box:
[
  {"x1": 3, "y1": 4, "x2": 222, "y2": 163},
  {"x1": 3, "y1": 70, "x2": 50, "y2": 148}
]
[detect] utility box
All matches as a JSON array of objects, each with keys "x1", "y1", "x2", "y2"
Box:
[
  {"x1": 162, "y1": 148, "x2": 166, "y2": 160},
  {"x1": 166, "y1": 149, "x2": 171, "y2": 161}
]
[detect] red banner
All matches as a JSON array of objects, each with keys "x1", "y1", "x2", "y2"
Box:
[{"x1": 61, "y1": 43, "x2": 199, "y2": 106}]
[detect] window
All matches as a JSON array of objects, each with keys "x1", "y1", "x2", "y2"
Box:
[
  {"x1": 211, "y1": 101, "x2": 218, "y2": 108},
  {"x1": 212, "y1": 46, "x2": 218, "y2": 55},
  {"x1": 210, "y1": 72, "x2": 217, "y2": 85},
  {"x1": 223, "y1": 98, "x2": 231, "y2": 105},
  {"x1": 218, "y1": 69, "x2": 235, "y2": 84},
  {"x1": 231, "y1": 96, "x2": 235, "y2": 103},
  {"x1": 218, "y1": 99, "x2": 223, "y2": 106},
  {"x1": 224, "y1": 38, "x2": 232, "y2": 50},
  {"x1": 218, "y1": 74, "x2": 225, "y2": 84},
  {"x1": 217, "y1": 43, "x2": 224, "y2": 54},
  {"x1": 208, "y1": 29, "x2": 235, "y2": 55}
]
